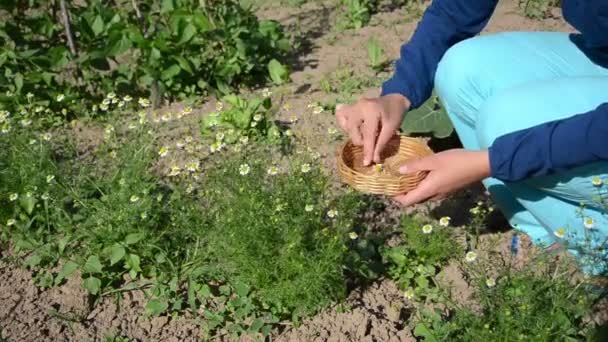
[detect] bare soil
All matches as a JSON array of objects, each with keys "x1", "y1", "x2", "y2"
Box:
[{"x1": 0, "y1": 1, "x2": 580, "y2": 341}]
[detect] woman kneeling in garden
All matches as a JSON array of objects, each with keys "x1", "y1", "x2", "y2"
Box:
[{"x1": 336, "y1": 0, "x2": 608, "y2": 274}]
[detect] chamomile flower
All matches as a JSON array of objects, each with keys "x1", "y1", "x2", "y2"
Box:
[
  {"x1": 290, "y1": 115, "x2": 298, "y2": 123},
  {"x1": 253, "y1": 114, "x2": 263, "y2": 122},
  {"x1": 262, "y1": 88, "x2": 272, "y2": 98},
  {"x1": 56, "y1": 94, "x2": 65, "y2": 102},
  {"x1": 91, "y1": 105, "x2": 99, "y2": 113},
  {"x1": 422, "y1": 224, "x2": 433, "y2": 234},
  {"x1": 216, "y1": 132, "x2": 225, "y2": 141},
  {"x1": 312, "y1": 105, "x2": 324, "y2": 114},
  {"x1": 158, "y1": 146, "x2": 169, "y2": 157},
  {"x1": 35, "y1": 106, "x2": 44, "y2": 113},
  {"x1": 168, "y1": 165, "x2": 182, "y2": 177},
  {"x1": 140, "y1": 212, "x2": 148, "y2": 219},
  {"x1": 117, "y1": 101, "x2": 125, "y2": 108},
  {"x1": 176, "y1": 140, "x2": 186, "y2": 149},
  {"x1": 46, "y1": 175, "x2": 55, "y2": 183},
  {"x1": 183, "y1": 106, "x2": 192, "y2": 115},
  {"x1": 107, "y1": 92, "x2": 116, "y2": 99},
  {"x1": 349, "y1": 232, "x2": 358, "y2": 240},
  {"x1": 327, "y1": 209, "x2": 338, "y2": 218},
  {"x1": 102, "y1": 98, "x2": 111, "y2": 106},
  {"x1": 554, "y1": 228, "x2": 566, "y2": 239},
  {"x1": 0, "y1": 110, "x2": 8, "y2": 123},
  {"x1": 130, "y1": 195, "x2": 140, "y2": 203},
  {"x1": 100, "y1": 103, "x2": 109, "y2": 111},
  {"x1": 185, "y1": 183, "x2": 195, "y2": 194},
  {"x1": 285, "y1": 129, "x2": 293, "y2": 137},
  {"x1": 465, "y1": 251, "x2": 478, "y2": 263},
  {"x1": 104, "y1": 124, "x2": 115, "y2": 135},
  {"x1": 109, "y1": 151, "x2": 117, "y2": 159},
  {"x1": 123, "y1": 95, "x2": 133, "y2": 102},
  {"x1": 128, "y1": 122, "x2": 138, "y2": 130},
  {"x1": 175, "y1": 111, "x2": 184, "y2": 120},
  {"x1": 251, "y1": 121, "x2": 258, "y2": 128},
  {"x1": 41, "y1": 193, "x2": 50, "y2": 201},
  {"x1": 41, "y1": 132, "x2": 51, "y2": 141},
  {"x1": 301, "y1": 163, "x2": 312, "y2": 173},
  {"x1": 239, "y1": 136, "x2": 249, "y2": 145},
  {"x1": 305, "y1": 204, "x2": 314, "y2": 212},
  {"x1": 486, "y1": 278, "x2": 496, "y2": 288},
  {"x1": 9, "y1": 193, "x2": 18, "y2": 201},
  {"x1": 1, "y1": 123, "x2": 10, "y2": 134},
  {"x1": 185, "y1": 135, "x2": 194, "y2": 143},
  {"x1": 591, "y1": 177, "x2": 603, "y2": 186},
  {"x1": 328, "y1": 127, "x2": 337, "y2": 135},
  {"x1": 210, "y1": 142, "x2": 220, "y2": 153},
  {"x1": 29, "y1": 139, "x2": 37, "y2": 145},
  {"x1": 26, "y1": 92, "x2": 34, "y2": 99},
  {"x1": 404, "y1": 289, "x2": 415, "y2": 300},
  {"x1": 6, "y1": 219, "x2": 16, "y2": 226},
  {"x1": 439, "y1": 216, "x2": 451, "y2": 227},
  {"x1": 161, "y1": 112, "x2": 172, "y2": 122},
  {"x1": 186, "y1": 160, "x2": 200, "y2": 172},
  {"x1": 283, "y1": 103, "x2": 292, "y2": 111},
  {"x1": 239, "y1": 164, "x2": 251, "y2": 176},
  {"x1": 267, "y1": 166, "x2": 279, "y2": 176},
  {"x1": 584, "y1": 218, "x2": 595, "y2": 229},
  {"x1": 138, "y1": 98, "x2": 150, "y2": 108},
  {"x1": 215, "y1": 102, "x2": 223, "y2": 111},
  {"x1": 208, "y1": 118, "x2": 218, "y2": 128},
  {"x1": 373, "y1": 164, "x2": 384, "y2": 172}
]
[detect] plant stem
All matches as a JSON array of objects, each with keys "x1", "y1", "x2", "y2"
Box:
[{"x1": 59, "y1": 0, "x2": 77, "y2": 56}]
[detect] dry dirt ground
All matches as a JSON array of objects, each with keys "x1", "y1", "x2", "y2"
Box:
[{"x1": 0, "y1": 1, "x2": 579, "y2": 341}]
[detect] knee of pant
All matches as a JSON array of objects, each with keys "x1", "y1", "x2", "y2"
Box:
[
  {"x1": 435, "y1": 37, "x2": 486, "y2": 120},
  {"x1": 475, "y1": 91, "x2": 514, "y2": 149}
]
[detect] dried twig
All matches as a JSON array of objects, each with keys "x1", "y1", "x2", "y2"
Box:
[
  {"x1": 59, "y1": 0, "x2": 77, "y2": 55},
  {"x1": 131, "y1": 0, "x2": 148, "y2": 37}
]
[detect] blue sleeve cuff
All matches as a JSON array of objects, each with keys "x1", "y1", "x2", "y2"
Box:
[{"x1": 489, "y1": 103, "x2": 608, "y2": 182}]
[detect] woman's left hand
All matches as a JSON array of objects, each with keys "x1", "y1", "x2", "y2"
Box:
[{"x1": 394, "y1": 149, "x2": 492, "y2": 206}]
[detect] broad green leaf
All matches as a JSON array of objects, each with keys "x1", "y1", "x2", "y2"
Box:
[
  {"x1": 83, "y1": 255, "x2": 103, "y2": 274},
  {"x1": 83, "y1": 276, "x2": 101, "y2": 295},
  {"x1": 249, "y1": 318, "x2": 264, "y2": 332},
  {"x1": 401, "y1": 95, "x2": 453, "y2": 138},
  {"x1": 267, "y1": 59, "x2": 288, "y2": 85},
  {"x1": 125, "y1": 254, "x2": 141, "y2": 272},
  {"x1": 14, "y1": 72, "x2": 23, "y2": 92},
  {"x1": 55, "y1": 260, "x2": 78, "y2": 285},
  {"x1": 19, "y1": 194, "x2": 36, "y2": 215},
  {"x1": 174, "y1": 56, "x2": 193, "y2": 74},
  {"x1": 161, "y1": 64, "x2": 181, "y2": 81},
  {"x1": 110, "y1": 245, "x2": 126, "y2": 265},
  {"x1": 161, "y1": 0, "x2": 174, "y2": 13},
  {"x1": 413, "y1": 323, "x2": 439, "y2": 342},
  {"x1": 145, "y1": 298, "x2": 168, "y2": 316},
  {"x1": 91, "y1": 15, "x2": 104, "y2": 37},
  {"x1": 124, "y1": 233, "x2": 144, "y2": 245},
  {"x1": 106, "y1": 34, "x2": 132, "y2": 57},
  {"x1": 234, "y1": 282, "x2": 249, "y2": 297},
  {"x1": 177, "y1": 23, "x2": 197, "y2": 45},
  {"x1": 24, "y1": 254, "x2": 41, "y2": 268}
]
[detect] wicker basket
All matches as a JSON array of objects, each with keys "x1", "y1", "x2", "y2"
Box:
[{"x1": 337, "y1": 135, "x2": 434, "y2": 196}]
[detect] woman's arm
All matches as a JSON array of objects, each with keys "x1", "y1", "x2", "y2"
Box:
[
  {"x1": 381, "y1": 0, "x2": 499, "y2": 109},
  {"x1": 489, "y1": 103, "x2": 608, "y2": 182}
]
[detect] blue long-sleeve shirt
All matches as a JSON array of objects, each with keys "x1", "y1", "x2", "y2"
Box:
[{"x1": 381, "y1": 0, "x2": 608, "y2": 182}]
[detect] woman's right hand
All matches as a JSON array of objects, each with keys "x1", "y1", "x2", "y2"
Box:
[{"x1": 335, "y1": 93, "x2": 411, "y2": 166}]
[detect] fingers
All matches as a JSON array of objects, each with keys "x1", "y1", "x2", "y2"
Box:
[
  {"x1": 393, "y1": 181, "x2": 434, "y2": 207},
  {"x1": 361, "y1": 112, "x2": 380, "y2": 166},
  {"x1": 373, "y1": 123, "x2": 396, "y2": 163},
  {"x1": 336, "y1": 103, "x2": 364, "y2": 145},
  {"x1": 399, "y1": 155, "x2": 434, "y2": 175}
]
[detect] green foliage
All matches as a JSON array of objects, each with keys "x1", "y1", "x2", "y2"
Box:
[
  {"x1": 200, "y1": 93, "x2": 289, "y2": 148},
  {"x1": 382, "y1": 215, "x2": 460, "y2": 303},
  {"x1": 337, "y1": 0, "x2": 380, "y2": 29},
  {"x1": 366, "y1": 38, "x2": 388, "y2": 73},
  {"x1": 0, "y1": 0, "x2": 290, "y2": 123},
  {"x1": 519, "y1": 0, "x2": 560, "y2": 19},
  {"x1": 415, "y1": 259, "x2": 602, "y2": 341},
  {"x1": 401, "y1": 93, "x2": 454, "y2": 138},
  {"x1": 0, "y1": 106, "x2": 378, "y2": 337}
]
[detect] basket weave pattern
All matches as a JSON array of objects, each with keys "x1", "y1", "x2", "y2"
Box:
[{"x1": 338, "y1": 135, "x2": 434, "y2": 196}]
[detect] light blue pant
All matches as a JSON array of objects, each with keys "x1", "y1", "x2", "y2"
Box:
[{"x1": 434, "y1": 32, "x2": 608, "y2": 274}]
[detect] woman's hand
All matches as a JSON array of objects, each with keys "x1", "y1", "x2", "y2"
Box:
[
  {"x1": 394, "y1": 149, "x2": 492, "y2": 206},
  {"x1": 336, "y1": 94, "x2": 411, "y2": 166}
]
